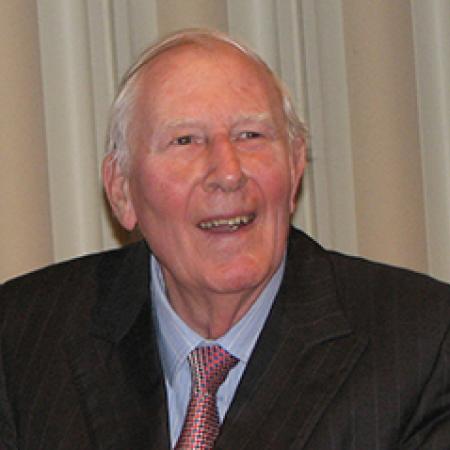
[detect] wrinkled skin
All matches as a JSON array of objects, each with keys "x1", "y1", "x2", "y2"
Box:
[{"x1": 103, "y1": 42, "x2": 305, "y2": 337}]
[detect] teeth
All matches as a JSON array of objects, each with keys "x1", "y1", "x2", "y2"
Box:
[{"x1": 199, "y1": 215, "x2": 254, "y2": 230}]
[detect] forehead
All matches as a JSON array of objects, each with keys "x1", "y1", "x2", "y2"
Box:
[{"x1": 133, "y1": 41, "x2": 284, "y2": 122}]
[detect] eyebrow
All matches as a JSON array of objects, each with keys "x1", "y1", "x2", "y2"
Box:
[
  {"x1": 162, "y1": 113, "x2": 273, "y2": 130},
  {"x1": 233, "y1": 112, "x2": 274, "y2": 126},
  {"x1": 163, "y1": 119, "x2": 205, "y2": 129},
  {"x1": 232, "y1": 113, "x2": 272, "y2": 125}
]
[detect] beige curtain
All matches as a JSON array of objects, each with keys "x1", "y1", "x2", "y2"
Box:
[
  {"x1": 1, "y1": 1, "x2": 53, "y2": 281},
  {"x1": 2, "y1": 0, "x2": 449, "y2": 283}
]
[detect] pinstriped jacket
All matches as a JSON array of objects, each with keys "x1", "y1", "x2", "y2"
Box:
[{"x1": 1, "y1": 228, "x2": 450, "y2": 449}]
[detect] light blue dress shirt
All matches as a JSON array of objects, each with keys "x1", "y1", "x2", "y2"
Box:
[{"x1": 150, "y1": 255, "x2": 285, "y2": 448}]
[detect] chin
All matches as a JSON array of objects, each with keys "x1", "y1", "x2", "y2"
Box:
[{"x1": 206, "y1": 262, "x2": 272, "y2": 296}]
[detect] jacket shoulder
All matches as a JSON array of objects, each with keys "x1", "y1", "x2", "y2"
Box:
[
  {"x1": 0, "y1": 241, "x2": 148, "y2": 325},
  {"x1": 288, "y1": 227, "x2": 450, "y2": 327},
  {"x1": 3, "y1": 241, "x2": 143, "y2": 289},
  {"x1": 328, "y1": 248, "x2": 450, "y2": 300},
  {"x1": 326, "y1": 248, "x2": 450, "y2": 345}
]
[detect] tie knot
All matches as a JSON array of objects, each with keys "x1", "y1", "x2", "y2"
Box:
[{"x1": 188, "y1": 345, "x2": 238, "y2": 394}]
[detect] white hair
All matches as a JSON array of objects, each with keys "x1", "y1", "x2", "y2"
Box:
[{"x1": 105, "y1": 28, "x2": 307, "y2": 169}]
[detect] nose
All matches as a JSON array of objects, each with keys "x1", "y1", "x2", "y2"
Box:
[{"x1": 203, "y1": 135, "x2": 247, "y2": 192}]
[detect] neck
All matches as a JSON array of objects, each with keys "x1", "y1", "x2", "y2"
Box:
[{"x1": 162, "y1": 270, "x2": 265, "y2": 339}]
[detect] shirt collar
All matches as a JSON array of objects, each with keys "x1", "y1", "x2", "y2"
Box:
[{"x1": 151, "y1": 255, "x2": 285, "y2": 387}]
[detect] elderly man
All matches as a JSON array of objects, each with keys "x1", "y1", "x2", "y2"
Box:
[{"x1": 1, "y1": 29, "x2": 450, "y2": 450}]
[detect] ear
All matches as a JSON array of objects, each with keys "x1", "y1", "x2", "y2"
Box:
[
  {"x1": 289, "y1": 136, "x2": 307, "y2": 214},
  {"x1": 102, "y1": 154, "x2": 137, "y2": 231}
]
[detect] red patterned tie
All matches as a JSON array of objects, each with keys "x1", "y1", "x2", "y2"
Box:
[{"x1": 175, "y1": 345, "x2": 238, "y2": 450}]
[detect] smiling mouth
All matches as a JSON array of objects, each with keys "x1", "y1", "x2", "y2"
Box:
[{"x1": 198, "y1": 214, "x2": 256, "y2": 231}]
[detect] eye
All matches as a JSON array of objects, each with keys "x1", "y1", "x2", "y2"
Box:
[
  {"x1": 171, "y1": 135, "x2": 194, "y2": 145},
  {"x1": 237, "y1": 131, "x2": 263, "y2": 140}
]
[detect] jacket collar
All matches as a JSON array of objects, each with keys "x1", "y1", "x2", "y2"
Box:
[{"x1": 89, "y1": 240, "x2": 151, "y2": 343}]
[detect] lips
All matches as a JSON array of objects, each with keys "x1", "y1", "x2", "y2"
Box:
[{"x1": 198, "y1": 213, "x2": 255, "y2": 231}]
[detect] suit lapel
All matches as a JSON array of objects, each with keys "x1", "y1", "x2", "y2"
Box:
[
  {"x1": 62, "y1": 230, "x2": 367, "y2": 449},
  {"x1": 63, "y1": 242, "x2": 170, "y2": 449},
  {"x1": 215, "y1": 230, "x2": 368, "y2": 450}
]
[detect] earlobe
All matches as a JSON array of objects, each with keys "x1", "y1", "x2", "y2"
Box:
[
  {"x1": 102, "y1": 154, "x2": 137, "y2": 231},
  {"x1": 289, "y1": 137, "x2": 307, "y2": 213}
]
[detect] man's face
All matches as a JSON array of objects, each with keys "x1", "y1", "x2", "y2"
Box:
[{"x1": 105, "y1": 43, "x2": 305, "y2": 303}]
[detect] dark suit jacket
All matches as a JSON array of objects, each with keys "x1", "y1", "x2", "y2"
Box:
[{"x1": 1, "y1": 229, "x2": 450, "y2": 449}]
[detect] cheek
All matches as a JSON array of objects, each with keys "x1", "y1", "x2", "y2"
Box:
[
  {"x1": 256, "y1": 159, "x2": 293, "y2": 209},
  {"x1": 129, "y1": 159, "x2": 192, "y2": 223}
]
